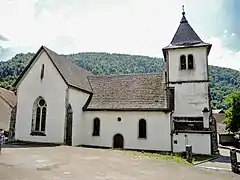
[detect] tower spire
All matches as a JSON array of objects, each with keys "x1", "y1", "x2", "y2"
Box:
[
  {"x1": 180, "y1": 5, "x2": 187, "y2": 23},
  {"x1": 182, "y1": 5, "x2": 185, "y2": 16}
]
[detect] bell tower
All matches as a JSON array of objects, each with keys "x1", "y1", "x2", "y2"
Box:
[
  {"x1": 163, "y1": 6, "x2": 212, "y2": 117},
  {"x1": 163, "y1": 6, "x2": 218, "y2": 155}
]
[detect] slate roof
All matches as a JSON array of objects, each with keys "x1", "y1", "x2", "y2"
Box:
[
  {"x1": 0, "y1": 88, "x2": 17, "y2": 108},
  {"x1": 162, "y1": 12, "x2": 211, "y2": 52},
  {"x1": 85, "y1": 74, "x2": 170, "y2": 110},
  {"x1": 14, "y1": 46, "x2": 93, "y2": 93},
  {"x1": 43, "y1": 46, "x2": 93, "y2": 93}
]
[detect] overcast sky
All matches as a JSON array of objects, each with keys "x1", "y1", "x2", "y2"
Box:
[{"x1": 0, "y1": 0, "x2": 240, "y2": 70}]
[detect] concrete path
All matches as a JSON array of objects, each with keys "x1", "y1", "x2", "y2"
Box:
[
  {"x1": 196, "y1": 148, "x2": 240, "y2": 171},
  {"x1": 0, "y1": 146, "x2": 239, "y2": 180}
]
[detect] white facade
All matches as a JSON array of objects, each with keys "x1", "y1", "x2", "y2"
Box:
[
  {"x1": 15, "y1": 50, "x2": 68, "y2": 143},
  {"x1": 68, "y1": 87, "x2": 90, "y2": 146},
  {"x1": 82, "y1": 111, "x2": 171, "y2": 151},
  {"x1": 173, "y1": 133, "x2": 211, "y2": 155},
  {"x1": 167, "y1": 47, "x2": 210, "y2": 117},
  {"x1": 168, "y1": 47, "x2": 208, "y2": 82}
]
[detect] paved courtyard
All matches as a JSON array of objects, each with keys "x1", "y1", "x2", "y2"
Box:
[
  {"x1": 0, "y1": 145, "x2": 239, "y2": 180},
  {"x1": 196, "y1": 148, "x2": 240, "y2": 171}
]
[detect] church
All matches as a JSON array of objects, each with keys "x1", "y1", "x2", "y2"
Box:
[{"x1": 11, "y1": 9, "x2": 218, "y2": 155}]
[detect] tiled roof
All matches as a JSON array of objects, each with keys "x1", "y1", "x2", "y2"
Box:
[
  {"x1": 85, "y1": 74, "x2": 170, "y2": 110},
  {"x1": 14, "y1": 46, "x2": 93, "y2": 93},
  {"x1": 0, "y1": 88, "x2": 17, "y2": 108}
]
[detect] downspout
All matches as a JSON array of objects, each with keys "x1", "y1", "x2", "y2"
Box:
[
  {"x1": 63, "y1": 87, "x2": 69, "y2": 145},
  {"x1": 170, "y1": 111, "x2": 174, "y2": 153}
]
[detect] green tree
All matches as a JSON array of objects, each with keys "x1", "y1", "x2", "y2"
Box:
[{"x1": 224, "y1": 91, "x2": 240, "y2": 133}]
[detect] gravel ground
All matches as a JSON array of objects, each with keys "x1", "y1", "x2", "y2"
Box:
[{"x1": 0, "y1": 146, "x2": 239, "y2": 180}]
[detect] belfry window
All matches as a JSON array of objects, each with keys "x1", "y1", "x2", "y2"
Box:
[
  {"x1": 180, "y1": 55, "x2": 186, "y2": 70},
  {"x1": 188, "y1": 54, "x2": 194, "y2": 69}
]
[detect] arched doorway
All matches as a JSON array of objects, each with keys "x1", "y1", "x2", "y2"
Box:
[
  {"x1": 113, "y1": 134, "x2": 124, "y2": 149},
  {"x1": 65, "y1": 104, "x2": 73, "y2": 146}
]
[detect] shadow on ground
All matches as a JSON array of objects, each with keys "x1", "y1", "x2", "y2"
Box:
[
  {"x1": 210, "y1": 156, "x2": 231, "y2": 164},
  {"x1": 2, "y1": 143, "x2": 60, "y2": 149}
]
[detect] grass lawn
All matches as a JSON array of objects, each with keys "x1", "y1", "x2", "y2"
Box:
[{"x1": 112, "y1": 149, "x2": 214, "y2": 165}]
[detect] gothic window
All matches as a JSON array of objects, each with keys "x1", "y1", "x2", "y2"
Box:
[
  {"x1": 138, "y1": 119, "x2": 147, "y2": 138},
  {"x1": 92, "y1": 118, "x2": 100, "y2": 136},
  {"x1": 31, "y1": 97, "x2": 47, "y2": 135},
  {"x1": 180, "y1": 55, "x2": 186, "y2": 70},
  {"x1": 188, "y1": 54, "x2": 194, "y2": 69},
  {"x1": 40, "y1": 64, "x2": 45, "y2": 80}
]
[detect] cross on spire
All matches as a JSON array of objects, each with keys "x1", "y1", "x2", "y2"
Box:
[{"x1": 182, "y1": 5, "x2": 185, "y2": 15}]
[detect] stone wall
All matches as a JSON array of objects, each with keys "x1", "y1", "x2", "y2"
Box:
[
  {"x1": 210, "y1": 115, "x2": 219, "y2": 155},
  {"x1": 8, "y1": 105, "x2": 17, "y2": 141}
]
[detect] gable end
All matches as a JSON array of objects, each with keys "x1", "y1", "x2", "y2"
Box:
[{"x1": 13, "y1": 46, "x2": 92, "y2": 94}]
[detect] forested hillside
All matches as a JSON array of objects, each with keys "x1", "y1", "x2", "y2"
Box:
[{"x1": 0, "y1": 52, "x2": 239, "y2": 110}]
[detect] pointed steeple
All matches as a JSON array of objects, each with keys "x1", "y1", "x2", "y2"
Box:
[
  {"x1": 162, "y1": 6, "x2": 212, "y2": 56},
  {"x1": 170, "y1": 6, "x2": 203, "y2": 46}
]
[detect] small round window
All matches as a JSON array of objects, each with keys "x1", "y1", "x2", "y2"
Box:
[{"x1": 117, "y1": 117, "x2": 121, "y2": 122}]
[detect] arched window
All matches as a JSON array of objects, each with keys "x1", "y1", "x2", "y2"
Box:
[
  {"x1": 40, "y1": 64, "x2": 45, "y2": 80},
  {"x1": 180, "y1": 55, "x2": 186, "y2": 70},
  {"x1": 188, "y1": 54, "x2": 194, "y2": 69},
  {"x1": 31, "y1": 97, "x2": 47, "y2": 134},
  {"x1": 138, "y1": 119, "x2": 147, "y2": 138},
  {"x1": 92, "y1": 118, "x2": 100, "y2": 136}
]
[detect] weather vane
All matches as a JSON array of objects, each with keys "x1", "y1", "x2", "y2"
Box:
[{"x1": 182, "y1": 5, "x2": 185, "y2": 15}]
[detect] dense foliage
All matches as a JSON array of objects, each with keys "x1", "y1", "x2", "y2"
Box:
[
  {"x1": 224, "y1": 91, "x2": 240, "y2": 133},
  {"x1": 0, "y1": 52, "x2": 239, "y2": 110}
]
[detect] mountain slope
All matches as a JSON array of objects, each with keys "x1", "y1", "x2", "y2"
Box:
[{"x1": 0, "y1": 52, "x2": 239, "y2": 109}]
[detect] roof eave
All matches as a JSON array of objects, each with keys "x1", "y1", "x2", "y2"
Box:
[
  {"x1": 83, "y1": 107, "x2": 172, "y2": 112},
  {"x1": 69, "y1": 84, "x2": 92, "y2": 94}
]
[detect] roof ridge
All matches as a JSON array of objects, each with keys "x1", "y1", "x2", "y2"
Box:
[
  {"x1": 42, "y1": 46, "x2": 93, "y2": 75},
  {"x1": 89, "y1": 73, "x2": 163, "y2": 78}
]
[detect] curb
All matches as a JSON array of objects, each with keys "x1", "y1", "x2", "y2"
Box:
[{"x1": 197, "y1": 165, "x2": 231, "y2": 172}]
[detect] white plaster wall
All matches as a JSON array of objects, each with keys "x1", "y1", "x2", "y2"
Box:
[
  {"x1": 68, "y1": 87, "x2": 90, "y2": 146},
  {"x1": 172, "y1": 82, "x2": 209, "y2": 117},
  {"x1": 0, "y1": 98, "x2": 11, "y2": 130},
  {"x1": 15, "y1": 50, "x2": 68, "y2": 143},
  {"x1": 168, "y1": 47, "x2": 208, "y2": 82},
  {"x1": 173, "y1": 133, "x2": 211, "y2": 155},
  {"x1": 82, "y1": 111, "x2": 171, "y2": 151}
]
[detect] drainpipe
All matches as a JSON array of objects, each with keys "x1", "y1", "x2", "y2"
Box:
[{"x1": 170, "y1": 110, "x2": 174, "y2": 153}]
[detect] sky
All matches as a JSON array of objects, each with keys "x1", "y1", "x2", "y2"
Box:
[{"x1": 0, "y1": 0, "x2": 240, "y2": 70}]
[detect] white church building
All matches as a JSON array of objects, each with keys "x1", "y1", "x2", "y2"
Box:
[{"x1": 11, "y1": 10, "x2": 218, "y2": 155}]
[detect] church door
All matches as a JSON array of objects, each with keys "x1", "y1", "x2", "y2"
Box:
[
  {"x1": 65, "y1": 104, "x2": 73, "y2": 146},
  {"x1": 113, "y1": 134, "x2": 124, "y2": 149}
]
